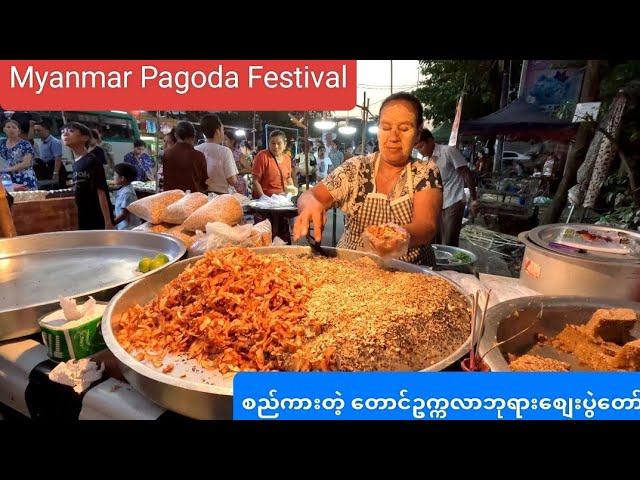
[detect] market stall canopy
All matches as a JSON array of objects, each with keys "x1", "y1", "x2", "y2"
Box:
[
  {"x1": 431, "y1": 120, "x2": 452, "y2": 143},
  {"x1": 459, "y1": 99, "x2": 578, "y2": 140}
]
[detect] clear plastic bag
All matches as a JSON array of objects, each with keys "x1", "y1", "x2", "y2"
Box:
[
  {"x1": 187, "y1": 220, "x2": 273, "y2": 257},
  {"x1": 182, "y1": 194, "x2": 244, "y2": 232},
  {"x1": 132, "y1": 221, "x2": 172, "y2": 233},
  {"x1": 251, "y1": 220, "x2": 272, "y2": 247},
  {"x1": 166, "y1": 225, "x2": 196, "y2": 249},
  {"x1": 127, "y1": 190, "x2": 185, "y2": 224},
  {"x1": 362, "y1": 223, "x2": 410, "y2": 259},
  {"x1": 161, "y1": 192, "x2": 208, "y2": 224}
]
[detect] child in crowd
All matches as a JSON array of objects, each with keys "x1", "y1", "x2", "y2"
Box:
[
  {"x1": 112, "y1": 163, "x2": 141, "y2": 230},
  {"x1": 62, "y1": 122, "x2": 113, "y2": 230}
]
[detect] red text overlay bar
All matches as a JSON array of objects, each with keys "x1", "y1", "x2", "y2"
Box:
[{"x1": 0, "y1": 60, "x2": 357, "y2": 111}]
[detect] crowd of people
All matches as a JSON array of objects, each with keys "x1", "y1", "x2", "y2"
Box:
[{"x1": 2, "y1": 98, "x2": 520, "y2": 260}]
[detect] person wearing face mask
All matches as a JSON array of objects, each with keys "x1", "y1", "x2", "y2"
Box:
[{"x1": 294, "y1": 92, "x2": 443, "y2": 266}]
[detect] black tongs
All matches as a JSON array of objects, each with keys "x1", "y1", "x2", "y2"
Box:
[{"x1": 306, "y1": 227, "x2": 334, "y2": 257}]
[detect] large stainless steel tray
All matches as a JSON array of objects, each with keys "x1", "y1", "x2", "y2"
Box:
[
  {"x1": 102, "y1": 246, "x2": 479, "y2": 420},
  {"x1": 478, "y1": 296, "x2": 640, "y2": 371},
  {"x1": 0, "y1": 230, "x2": 186, "y2": 341}
]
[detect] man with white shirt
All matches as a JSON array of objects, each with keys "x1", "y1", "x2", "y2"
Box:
[
  {"x1": 316, "y1": 145, "x2": 332, "y2": 181},
  {"x1": 195, "y1": 114, "x2": 238, "y2": 194},
  {"x1": 416, "y1": 129, "x2": 478, "y2": 247}
]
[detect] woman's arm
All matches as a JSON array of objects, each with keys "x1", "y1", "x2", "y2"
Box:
[
  {"x1": 251, "y1": 152, "x2": 266, "y2": 198},
  {"x1": 226, "y1": 175, "x2": 238, "y2": 187},
  {"x1": 252, "y1": 175, "x2": 265, "y2": 197},
  {"x1": 113, "y1": 209, "x2": 129, "y2": 225},
  {"x1": 6, "y1": 153, "x2": 33, "y2": 173},
  {"x1": 403, "y1": 188, "x2": 442, "y2": 247}
]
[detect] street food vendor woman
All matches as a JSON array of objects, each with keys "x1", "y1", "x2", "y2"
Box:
[{"x1": 293, "y1": 92, "x2": 443, "y2": 266}]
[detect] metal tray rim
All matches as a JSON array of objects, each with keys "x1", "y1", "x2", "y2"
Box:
[{"x1": 0, "y1": 230, "x2": 187, "y2": 313}]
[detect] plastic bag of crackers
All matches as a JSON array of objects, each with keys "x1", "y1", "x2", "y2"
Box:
[{"x1": 362, "y1": 223, "x2": 410, "y2": 259}]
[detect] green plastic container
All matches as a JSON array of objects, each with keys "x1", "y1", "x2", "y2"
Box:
[{"x1": 39, "y1": 303, "x2": 107, "y2": 362}]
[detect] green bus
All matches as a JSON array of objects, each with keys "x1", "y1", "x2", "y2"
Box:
[{"x1": 2, "y1": 110, "x2": 141, "y2": 166}]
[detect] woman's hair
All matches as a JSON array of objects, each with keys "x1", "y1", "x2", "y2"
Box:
[
  {"x1": 114, "y1": 162, "x2": 138, "y2": 182},
  {"x1": 223, "y1": 129, "x2": 240, "y2": 148},
  {"x1": 164, "y1": 128, "x2": 177, "y2": 143},
  {"x1": 379, "y1": 91, "x2": 424, "y2": 128},
  {"x1": 418, "y1": 129, "x2": 434, "y2": 143},
  {"x1": 200, "y1": 114, "x2": 222, "y2": 139},
  {"x1": 3, "y1": 118, "x2": 22, "y2": 131},
  {"x1": 269, "y1": 129, "x2": 287, "y2": 142},
  {"x1": 62, "y1": 121, "x2": 92, "y2": 147},
  {"x1": 34, "y1": 118, "x2": 54, "y2": 131},
  {"x1": 91, "y1": 128, "x2": 102, "y2": 141},
  {"x1": 174, "y1": 121, "x2": 196, "y2": 141}
]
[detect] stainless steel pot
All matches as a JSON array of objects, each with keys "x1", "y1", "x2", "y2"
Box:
[
  {"x1": 102, "y1": 246, "x2": 479, "y2": 420},
  {"x1": 478, "y1": 295, "x2": 640, "y2": 371},
  {"x1": 518, "y1": 224, "x2": 640, "y2": 301}
]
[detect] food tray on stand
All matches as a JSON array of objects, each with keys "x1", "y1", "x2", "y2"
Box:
[
  {"x1": 102, "y1": 246, "x2": 481, "y2": 420},
  {"x1": 0, "y1": 230, "x2": 186, "y2": 341}
]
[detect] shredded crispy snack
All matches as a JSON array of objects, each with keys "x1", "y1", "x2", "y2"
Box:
[
  {"x1": 365, "y1": 224, "x2": 409, "y2": 242},
  {"x1": 116, "y1": 248, "x2": 327, "y2": 373},
  {"x1": 116, "y1": 248, "x2": 471, "y2": 374},
  {"x1": 363, "y1": 223, "x2": 410, "y2": 258}
]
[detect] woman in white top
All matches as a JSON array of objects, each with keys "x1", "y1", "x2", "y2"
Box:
[{"x1": 195, "y1": 114, "x2": 238, "y2": 194}]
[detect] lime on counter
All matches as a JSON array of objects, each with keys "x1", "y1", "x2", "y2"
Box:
[
  {"x1": 138, "y1": 257, "x2": 153, "y2": 273},
  {"x1": 154, "y1": 253, "x2": 170, "y2": 264},
  {"x1": 149, "y1": 258, "x2": 166, "y2": 270}
]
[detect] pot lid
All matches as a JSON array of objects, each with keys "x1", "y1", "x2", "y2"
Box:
[{"x1": 526, "y1": 223, "x2": 640, "y2": 263}]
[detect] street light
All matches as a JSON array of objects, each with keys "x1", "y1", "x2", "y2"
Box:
[
  {"x1": 338, "y1": 125, "x2": 357, "y2": 135},
  {"x1": 314, "y1": 119, "x2": 336, "y2": 130},
  {"x1": 234, "y1": 129, "x2": 246, "y2": 137}
]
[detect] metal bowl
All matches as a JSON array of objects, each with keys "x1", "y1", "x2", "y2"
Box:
[
  {"x1": 478, "y1": 296, "x2": 640, "y2": 371},
  {"x1": 0, "y1": 230, "x2": 186, "y2": 341},
  {"x1": 432, "y1": 244, "x2": 477, "y2": 273},
  {"x1": 102, "y1": 246, "x2": 479, "y2": 419}
]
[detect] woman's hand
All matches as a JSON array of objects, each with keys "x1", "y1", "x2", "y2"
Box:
[{"x1": 293, "y1": 189, "x2": 328, "y2": 242}]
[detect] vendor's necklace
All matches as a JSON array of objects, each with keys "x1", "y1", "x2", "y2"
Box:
[
  {"x1": 377, "y1": 166, "x2": 403, "y2": 196},
  {"x1": 378, "y1": 164, "x2": 403, "y2": 185}
]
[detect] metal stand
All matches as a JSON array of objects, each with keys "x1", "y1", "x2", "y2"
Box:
[{"x1": 331, "y1": 206, "x2": 337, "y2": 247}]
